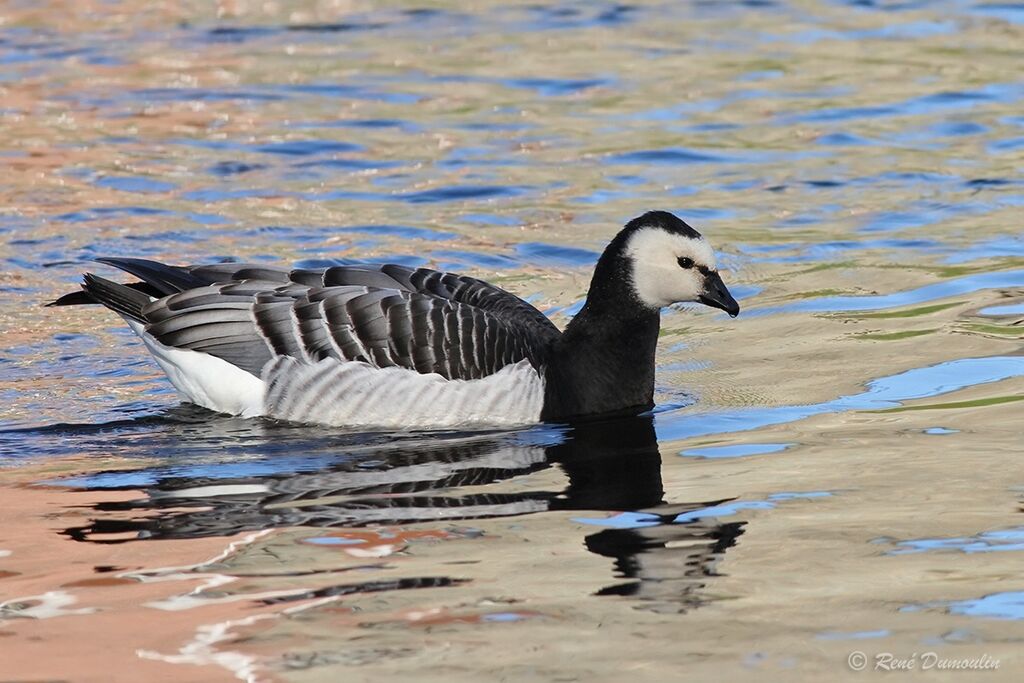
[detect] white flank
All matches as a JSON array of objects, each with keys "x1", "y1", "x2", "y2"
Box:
[
  {"x1": 126, "y1": 318, "x2": 544, "y2": 428},
  {"x1": 126, "y1": 319, "x2": 265, "y2": 417},
  {"x1": 264, "y1": 357, "x2": 545, "y2": 429}
]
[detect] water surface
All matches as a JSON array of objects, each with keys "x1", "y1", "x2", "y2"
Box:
[{"x1": 1, "y1": 1, "x2": 1023, "y2": 681}]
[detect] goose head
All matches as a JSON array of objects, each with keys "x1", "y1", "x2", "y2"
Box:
[{"x1": 620, "y1": 210, "x2": 740, "y2": 317}]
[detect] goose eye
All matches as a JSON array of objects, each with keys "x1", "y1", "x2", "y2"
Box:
[{"x1": 677, "y1": 257, "x2": 695, "y2": 269}]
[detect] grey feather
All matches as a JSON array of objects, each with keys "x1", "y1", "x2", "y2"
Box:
[{"x1": 72, "y1": 260, "x2": 560, "y2": 382}]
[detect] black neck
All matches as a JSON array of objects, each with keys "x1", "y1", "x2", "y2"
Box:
[{"x1": 541, "y1": 248, "x2": 661, "y2": 421}]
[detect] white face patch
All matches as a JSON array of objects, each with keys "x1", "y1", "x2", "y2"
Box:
[{"x1": 624, "y1": 226, "x2": 718, "y2": 309}]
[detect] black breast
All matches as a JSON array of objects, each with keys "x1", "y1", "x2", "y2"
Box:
[{"x1": 540, "y1": 310, "x2": 660, "y2": 421}]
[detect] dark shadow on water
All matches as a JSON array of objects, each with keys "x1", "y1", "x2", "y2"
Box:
[{"x1": 49, "y1": 412, "x2": 745, "y2": 613}]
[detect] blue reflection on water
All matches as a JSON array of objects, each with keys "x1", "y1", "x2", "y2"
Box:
[
  {"x1": 515, "y1": 242, "x2": 599, "y2": 267},
  {"x1": 680, "y1": 443, "x2": 792, "y2": 459},
  {"x1": 754, "y1": 270, "x2": 1024, "y2": 315},
  {"x1": 657, "y1": 356, "x2": 1024, "y2": 442},
  {"x1": 990, "y1": 137, "x2": 1024, "y2": 152},
  {"x1": 816, "y1": 630, "x2": 891, "y2": 641},
  {"x1": 606, "y1": 148, "x2": 728, "y2": 164},
  {"x1": 458, "y1": 213, "x2": 521, "y2": 227},
  {"x1": 972, "y1": 3, "x2": 1024, "y2": 23},
  {"x1": 573, "y1": 511, "x2": 664, "y2": 529},
  {"x1": 948, "y1": 592, "x2": 1024, "y2": 619},
  {"x1": 944, "y1": 236, "x2": 1024, "y2": 264},
  {"x1": 334, "y1": 225, "x2": 456, "y2": 242},
  {"x1": 254, "y1": 140, "x2": 361, "y2": 156},
  {"x1": 93, "y1": 176, "x2": 178, "y2": 194},
  {"x1": 304, "y1": 536, "x2": 367, "y2": 545},
  {"x1": 788, "y1": 82, "x2": 1024, "y2": 123},
  {"x1": 766, "y1": 492, "x2": 832, "y2": 501},
  {"x1": 888, "y1": 527, "x2": 1024, "y2": 555},
  {"x1": 502, "y1": 77, "x2": 611, "y2": 96},
  {"x1": 179, "y1": 184, "x2": 531, "y2": 204},
  {"x1": 56, "y1": 206, "x2": 227, "y2": 224},
  {"x1": 979, "y1": 302, "x2": 1024, "y2": 315},
  {"x1": 400, "y1": 185, "x2": 528, "y2": 203},
  {"x1": 573, "y1": 493, "x2": 831, "y2": 529},
  {"x1": 430, "y1": 250, "x2": 519, "y2": 270},
  {"x1": 904, "y1": 592, "x2": 1024, "y2": 621},
  {"x1": 673, "y1": 501, "x2": 777, "y2": 522}
]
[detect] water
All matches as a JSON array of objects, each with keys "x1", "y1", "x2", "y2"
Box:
[{"x1": 1, "y1": 0, "x2": 1023, "y2": 680}]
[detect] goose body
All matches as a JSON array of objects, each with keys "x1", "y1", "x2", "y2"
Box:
[{"x1": 51, "y1": 211, "x2": 739, "y2": 427}]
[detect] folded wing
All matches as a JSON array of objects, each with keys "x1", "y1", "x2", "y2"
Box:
[{"x1": 81, "y1": 259, "x2": 561, "y2": 381}]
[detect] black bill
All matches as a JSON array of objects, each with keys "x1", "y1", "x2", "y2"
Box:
[{"x1": 698, "y1": 271, "x2": 740, "y2": 318}]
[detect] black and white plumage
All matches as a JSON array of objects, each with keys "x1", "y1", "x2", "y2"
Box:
[{"x1": 50, "y1": 210, "x2": 740, "y2": 427}]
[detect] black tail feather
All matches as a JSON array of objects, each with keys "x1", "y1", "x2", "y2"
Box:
[
  {"x1": 46, "y1": 290, "x2": 97, "y2": 307},
  {"x1": 80, "y1": 273, "x2": 153, "y2": 323},
  {"x1": 46, "y1": 281, "x2": 162, "y2": 308},
  {"x1": 95, "y1": 257, "x2": 205, "y2": 296}
]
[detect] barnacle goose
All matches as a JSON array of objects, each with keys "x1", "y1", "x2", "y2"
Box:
[{"x1": 50, "y1": 210, "x2": 739, "y2": 427}]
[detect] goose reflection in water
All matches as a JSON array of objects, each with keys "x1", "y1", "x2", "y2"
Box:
[{"x1": 60, "y1": 413, "x2": 745, "y2": 612}]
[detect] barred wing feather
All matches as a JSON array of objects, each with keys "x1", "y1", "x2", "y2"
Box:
[
  {"x1": 141, "y1": 278, "x2": 552, "y2": 381},
  {"x1": 184, "y1": 262, "x2": 561, "y2": 349}
]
